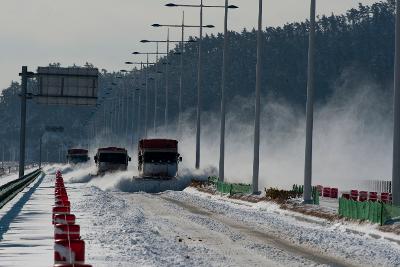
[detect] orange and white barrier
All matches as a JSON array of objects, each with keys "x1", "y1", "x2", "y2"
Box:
[{"x1": 52, "y1": 170, "x2": 92, "y2": 267}]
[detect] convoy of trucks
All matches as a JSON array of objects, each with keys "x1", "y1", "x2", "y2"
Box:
[
  {"x1": 68, "y1": 138, "x2": 182, "y2": 179},
  {"x1": 66, "y1": 149, "x2": 90, "y2": 164}
]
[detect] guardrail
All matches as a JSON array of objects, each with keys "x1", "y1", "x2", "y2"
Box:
[{"x1": 0, "y1": 168, "x2": 42, "y2": 209}]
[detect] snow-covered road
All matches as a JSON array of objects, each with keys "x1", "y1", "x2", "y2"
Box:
[
  {"x1": 2, "y1": 164, "x2": 400, "y2": 267},
  {"x1": 68, "y1": 182, "x2": 400, "y2": 267}
]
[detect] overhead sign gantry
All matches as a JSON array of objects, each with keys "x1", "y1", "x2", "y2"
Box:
[
  {"x1": 18, "y1": 66, "x2": 99, "y2": 177},
  {"x1": 36, "y1": 67, "x2": 99, "y2": 106}
]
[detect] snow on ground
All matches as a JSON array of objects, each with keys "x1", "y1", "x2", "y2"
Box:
[
  {"x1": 0, "y1": 171, "x2": 53, "y2": 266},
  {"x1": 2, "y1": 164, "x2": 400, "y2": 267},
  {"x1": 0, "y1": 167, "x2": 37, "y2": 187},
  {"x1": 60, "y1": 164, "x2": 400, "y2": 266}
]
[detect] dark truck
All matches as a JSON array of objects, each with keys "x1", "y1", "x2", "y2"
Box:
[
  {"x1": 94, "y1": 147, "x2": 131, "y2": 174},
  {"x1": 138, "y1": 139, "x2": 182, "y2": 178},
  {"x1": 66, "y1": 149, "x2": 90, "y2": 164}
]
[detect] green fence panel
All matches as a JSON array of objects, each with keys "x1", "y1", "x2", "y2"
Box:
[
  {"x1": 382, "y1": 204, "x2": 400, "y2": 225},
  {"x1": 313, "y1": 189, "x2": 320, "y2": 205},
  {"x1": 376, "y1": 202, "x2": 382, "y2": 224},
  {"x1": 339, "y1": 198, "x2": 383, "y2": 224},
  {"x1": 216, "y1": 181, "x2": 232, "y2": 194},
  {"x1": 231, "y1": 184, "x2": 252, "y2": 195}
]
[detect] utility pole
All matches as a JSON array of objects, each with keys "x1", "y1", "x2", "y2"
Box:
[
  {"x1": 178, "y1": 11, "x2": 185, "y2": 136},
  {"x1": 2, "y1": 144, "x2": 4, "y2": 169},
  {"x1": 303, "y1": 0, "x2": 316, "y2": 204},
  {"x1": 165, "y1": 28, "x2": 170, "y2": 130},
  {"x1": 131, "y1": 88, "x2": 136, "y2": 146},
  {"x1": 393, "y1": 0, "x2": 400, "y2": 205},
  {"x1": 252, "y1": 0, "x2": 263, "y2": 194},
  {"x1": 219, "y1": 0, "x2": 229, "y2": 182},
  {"x1": 18, "y1": 66, "x2": 28, "y2": 178},
  {"x1": 125, "y1": 79, "x2": 129, "y2": 145},
  {"x1": 195, "y1": 0, "x2": 204, "y2": 169},
  {"x1": 154, "y1": 42, "x2": 159, "y2": 135},
  {"x1": 39, "y1": 136, "x2": 42, "y2": 168},
  {"x1": 137, "y1": 88, "x2": 142, "y2": 142},
  {"x1": 145, "y1": 55, "x2": 149, "y2": 138}
]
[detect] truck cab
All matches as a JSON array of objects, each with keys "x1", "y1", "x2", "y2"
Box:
[
  {"x1": 66, "y1": 148, "x2": 90, "y2": 164},
  {"x1": 94, "y1": 147, "x2": 131, "y2": 174},
  {"x1": 138, "y1": 139, "x2": 182, "y2": 178}
]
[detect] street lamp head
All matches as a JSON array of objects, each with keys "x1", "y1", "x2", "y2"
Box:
[
  {"x1": 152, "y1": 24, "x2": 161, "y2": 27},
  {"x1": 132, "y1": 52, "x2": 140, "y2": 55},
  {"x1": 165, "y1": 3, "x2": 177, "y2": 7},
  {"x1": 205, "y1": 25, "x2": 215, "y2": 28},
  {"x1": 125, "y1": 61, "x2": 133, "y2": 64},
  {"x1": 228, "y1": 5, "x2": 239, "y2": 9},
  {"x1": 140, "y1": 40, "x2": 150, "y2": 43}
]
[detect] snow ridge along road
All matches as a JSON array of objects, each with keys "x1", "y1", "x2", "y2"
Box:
[{"x1": 65, "y1": 175, "x2": 400, "y2": 267}]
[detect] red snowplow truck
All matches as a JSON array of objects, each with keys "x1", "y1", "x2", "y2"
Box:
[
  {"x1": 66, "y1": 148, "x2": 90, "y2": 164},
  {"x1": 138, "y1": 139, "x2": 182, "y2": 178},
  {"x1": 94, "y1": 147, "x2": 131, "y2": 174}
]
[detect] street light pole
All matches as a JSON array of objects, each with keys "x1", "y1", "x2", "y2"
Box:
[
  {"x1": 155, "y1": 42, "x2": 160, "y2": 135},
  {"x1": 39, "y1": 136, "x2": 42, "y2": 168},
  {"x1": 219, "y1": 0, "x2": 229, "y2": 182},
  {"x1": 178, "y1": 11, "x2": 185, "y2": 136},
  {"x1": 195, "y1": 0, "x2": 204, "y2": 169},
  {"x1": 165, "y1": 28, "x2": 170, "y2": 131},
  {"x1": 393, "y1": 0, "x2": 400, "y2": 205},
  {"x1": 252, "y1": 0, "x2": 263, "y2": 194},
  {"x1": 304, "y1": 0, "x2": 316, "y2": 204},
  {"x1": 19, "y1": 66, "x2": 28, "y2": 178},
  {"x1": 137, "y1": 86, "x2": 142, "y2": 142},
  {"x1": 145, "y1": 54, "x2": 149, "y2": 138}
]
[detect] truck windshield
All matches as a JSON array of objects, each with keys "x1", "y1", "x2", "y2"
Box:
[
  {"x1": 143, "y1": 152, "x2": 177, "y2": 163},
  {"x1": 68, "y1": 155, "x2": 88, "y2": 163},
  {"x1": 99, "y1": 153, "x2": 127, "y2": 164}
]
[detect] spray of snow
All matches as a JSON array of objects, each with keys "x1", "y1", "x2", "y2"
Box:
[
  {"x1": 171, "y1": 71, "x2": 392, "y2": 190},
  {"x1": 60, "y1": 163, "x2": 211, "y2": 193},
  {"x1": 58, "y1": 70, "x2": 393, "y2": 192}
]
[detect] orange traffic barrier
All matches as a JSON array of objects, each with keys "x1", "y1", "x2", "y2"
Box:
[
  {"x1": 54, "y1": 214, "x2": 76, "y2": 225},
  {"x1": 55, "y1": 200, "x2": 71, "y2": 207},
  {"x1": 54, "y1": 239, "x2": 85, "y2": 264},
  {"x1": 54, "y1": 224, "x2": 80, "y2": 240}
]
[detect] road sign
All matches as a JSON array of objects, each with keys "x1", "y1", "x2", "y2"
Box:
[{"x1": 36, "y1": 67, "x2": 99, "y2": 106}]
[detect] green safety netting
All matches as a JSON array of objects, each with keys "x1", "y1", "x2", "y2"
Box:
[
  {"x1": 382, "y1": 204, "x2": 400, "y2": 225},
  {"x1": 339, "y1": 198, "x2": 386, "y2": 225},
  {"x1": 231, "y1": 183, "x2": 252, "y2": 195},
  {"x1": 216, "y1": 181, "x2": 232, "y2": 194},
  {"x1": 209, "y1": 177, "x2": 252, "y2": 195},
  {"x1": 312, "y1": 187, "x2": 320, "y2": 205}
]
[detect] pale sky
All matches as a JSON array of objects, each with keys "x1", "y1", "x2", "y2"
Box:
[{"x1": 0, "y1": 0, "x2": 379, "y2": 91}]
